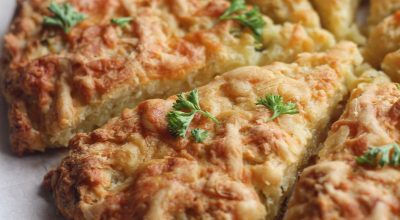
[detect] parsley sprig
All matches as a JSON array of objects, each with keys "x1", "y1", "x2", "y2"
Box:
[
  {"x1": 356, "y1": 143, "x2": 400, "y2": 167},
  {"x1": 191, "y1": 128, "x2": 209, "y2": 143},
  {"x1": 43, "y1": 1, "x2": 86, "y2": 33},
  {"x1": 111, "y1": 17, "x2": 133, "y2": 27},
  {"x1": 256, "y1": 94, "x2": 299, "y2": 121},
  {"x1": 167, "y1": 89, "x2": 219, "y2": 138},
  {"x1": 220, "y1": 0, "x2": 265, "y2": 41}
]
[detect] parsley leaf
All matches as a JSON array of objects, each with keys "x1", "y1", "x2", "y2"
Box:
[
  {"x1": 220, "y1": 0, "x2": 247, "y2": 20},
  {"x1": 220, "y1": 0, "x2": 265, "y2": 41},
  {"x1": 43, "y1": 1, "x2": 86, "y2": 33},
  {"x1": 167, "y1": 89, "x2": 219, "y2": 138},
  {"x1": 111, "y1": 17, "x2": 133, "y2": 27},
  {"x1": 191, "y1": 128, "x2": 209, "y2": 143},
  {"x1": 356, "y1": 143, "x2": 400, "y2": 167},
  {"x1": 256, "y1": 94, "x2": 299, "y2": 121}
]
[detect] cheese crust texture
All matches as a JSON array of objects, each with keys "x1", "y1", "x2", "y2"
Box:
[
  {"x1": 364, "y1": 11, "x2": 400, "y2": 68},
  {"x1": 283, "y1": 78, "x2": 400, "y2": 220},
  {"x1": 311, "y1": 0, "x2": 365, "y2": 44},
  {"x1": 369, "y1": 0, "x2": 400, "y2": 28},
  {"x1": 44, "y1": 43, "x2": 363, "y2": 220},
  {"x1": 1, "y1": 0, "x2": 337, "y2": 155}
]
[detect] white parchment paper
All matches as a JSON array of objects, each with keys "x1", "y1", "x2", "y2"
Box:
[{"x1": 0, "y1": 1, "x2": 65, "y2": 219}]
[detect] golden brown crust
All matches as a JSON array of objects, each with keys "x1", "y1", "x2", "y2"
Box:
[
  {"x1": 1, "y1": 0, "x2": 336, "y2": 155},
  {"x1": 382, "y1": 49, "x2": 400, "y2": 82},
  {"x1": 284, "y1": 80, "x2": 400, "y2": 220},
  {"x1": 369, "y1": 0, "x2": 400, "y2": 28},
  {"x1": 248, "y1": 0, "x2": 321, "y2": 27},
  {"x1": 311, "y1": 0, "x2": 365, "y2": 44},
  {"x1": 45, "y1": 43, "x2": 362, "y2": 220},
  {"x1": 364, "y1": 11, "x2": 400, "y2": 68}
]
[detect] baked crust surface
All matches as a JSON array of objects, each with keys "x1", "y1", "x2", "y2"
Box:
[
  {"x1": 369, "y1": 0, "x2": 400, "y2": 27},
  {"x1": 44, "y1": 43, "x2": 362, "y2": 220},
  {"x1": 364, "y1": 11, "x2": 400, "y2": 68},
  {"x1": 1, "y1": 0, "x2": 336, "y2": 154},
  {"x1": 284, "y1": 79, "x2": 400, "y2": 220}
]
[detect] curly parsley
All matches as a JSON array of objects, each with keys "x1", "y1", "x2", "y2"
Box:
[
  {"x1": 191, "y1": 128, "x2": 209, "y2": 143},
  {"x1": 43, "y1": 1, "x2": 86, "y2": 33},
  {"x1": 111, "y1": 17, "x2": 133, "y2": 27},
  {"x1": 167, "y1": 89, "x2": 219, "y2": 138},
  {"x1": 220, "y1": 0, "x2": 265, "y2": 41},
  {"x1": 256, "y1": 94, "x2": 299, "y2": 121},
  {"x1": 356, "y1": 143, "x2": 400, "y2": 167}
]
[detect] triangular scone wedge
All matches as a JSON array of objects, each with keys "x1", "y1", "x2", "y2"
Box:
[
  {"x1": 44, "y1": 42, "x2": 361, "y2": 220},
  {"x1": 284, "y1": 76, "x2": 400, "y2": 219},
  {"x1": 1, "y1": 0, "x2": 335, "y2": 155}
]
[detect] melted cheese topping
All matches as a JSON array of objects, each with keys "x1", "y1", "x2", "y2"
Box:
[
  {"x1": 45, "y1": 43, "x2": 362, "y2": 220},
  {"x1": 2, "y1": 0, "x2": 336, "y2": 154}
]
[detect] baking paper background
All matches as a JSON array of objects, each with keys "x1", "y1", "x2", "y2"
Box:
[{"x1": 0, "y1": 1, "x2": 65, "y2": 219}]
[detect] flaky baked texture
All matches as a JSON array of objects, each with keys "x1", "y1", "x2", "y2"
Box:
[
  {"x1": 311, "y1": 0, "x2": 365, "y2": 44},
  {"x1": 283, "y1": 78, "x2": 400, "y2": 220},
  {"x1": 248, "y1": 0, "x2": 321, "y2": 27},
  {"x1": 1, "y1": 0, "x2": 336, "y2": 155},
  {"x1": 2, "y1": 0, "x2": 334, "y2": 154},
  {"x1": 382, "y1": 49, "x2": 400, "y2": 82},
  {"x1": 250, "y1": 0, "x2": 365, "y2": 44},
  {"x1": 364, "y1": 11, "x2": 400, "y2": 68},
  {"x1": 369, "y1": 0, "x2": 400, "y2": 28},
  {"x1": 44, "y1": 43, "x2": 362, "y2": 220}
]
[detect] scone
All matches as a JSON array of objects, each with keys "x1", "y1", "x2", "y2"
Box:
[
  {"x1": 44, "y1": 42, "x2": 362, "y2": 220},
  {"x1": 284, "y1": 79, "x2": 400, "y2": 220},
  {"x1": 364, "y1": 11, "x2": 400, "y2": 68},
  {"x1": 311, "y1": 0, "x2": 365, "y2": 44},
  {"x1": 1, "y1": 0, "x2": 336, "y2": 155}
]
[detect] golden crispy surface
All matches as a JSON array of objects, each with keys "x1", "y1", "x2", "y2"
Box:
[
  {"x1": 311, "y1": 0, "x2": 365, "y2": 44},
  {"x1": 382, "y1": 49, "x2": 400, "y2": 82},
  {"x1": 248, "y1": 0, "x2": 320, "y2": 27},
  {"x1": 364, "y1": 11, "x2": 400, "y2": 68},
  {"x1": 369, "y1": 0, "x2": 400, "y2": 27},
  {"x1": 250, "y1": 0, "x2": 365, "y2": 44},
  {"x1": 44, "y1": 43, "x2": 363, "y2": 220},
  {"x1": 284, "y1": 79, "x2": 400, "y2": 220},
  {"x1": 1, "y1": 0, "x2": 336, "y2": 155}
]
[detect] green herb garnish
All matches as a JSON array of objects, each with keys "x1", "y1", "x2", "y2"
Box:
[
  {"x1": 167, "y1": 89, "x2": 219, "y2": 138},
  {"x1": 220, "y1": 0, "x2": 265, "y2": 41},
  {"x1": 256, "y1": 94, "x2": 299, "y2": 121},
  {"x1": 43, "y1": 1, "x2": 86, "y2": 33},
  {"x1": 111, "y1": 17, "x2": 133, "y2": 27},
  {"x1": 356, "y1": 143, "x2": 400, "y2": 167},
  {"x1": 220, "y1": 0, "x2": 247, "y2": 19},
  {"x1": 191, "y1": 128, "x2": 209, "y2": 143}
]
